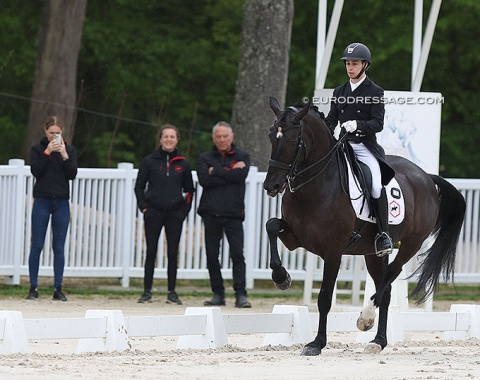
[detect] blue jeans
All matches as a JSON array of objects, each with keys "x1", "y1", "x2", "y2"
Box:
[{"x1": 28, "y1": 197, "x2": 70, "y2": 289}]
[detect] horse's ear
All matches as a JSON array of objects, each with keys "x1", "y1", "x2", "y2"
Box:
[
  {"x1": 291, "y1": 104, "x2": 310, "y2": 124},
  {"x1": 269, "y1": 97, "x2": 282, "y2": 118}
]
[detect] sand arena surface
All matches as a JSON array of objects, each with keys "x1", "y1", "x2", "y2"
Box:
[{"x1": 1, "y1": 295, "x2": 479, "y2": 379}]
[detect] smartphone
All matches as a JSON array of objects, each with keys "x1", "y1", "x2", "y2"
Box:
[{"x1": 54, "y1": 134, "x2": 62, "y2": 143}]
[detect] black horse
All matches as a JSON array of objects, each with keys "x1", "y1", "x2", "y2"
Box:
[{"x1": 263, "y1": 97, "x2": 466, "y2": 356}]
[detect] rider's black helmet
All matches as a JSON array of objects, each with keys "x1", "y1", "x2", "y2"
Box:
[{"x1": 341, "y1": 43, "x2": 372, "y2": 64}]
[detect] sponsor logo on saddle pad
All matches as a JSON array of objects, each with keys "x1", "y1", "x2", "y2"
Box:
[{"x1": 347, "y1": 162, "x2": 405, "y2": 225}]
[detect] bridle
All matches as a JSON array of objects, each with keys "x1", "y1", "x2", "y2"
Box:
[{"x1": 268, "y1": 108, "x2": 348, "y2": 193}]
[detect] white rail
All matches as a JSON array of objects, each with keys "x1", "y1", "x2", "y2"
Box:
[
  {"x1": 0, "y1": 159, "x2": 479, "y2": 288},
  {"x1": 1, "y1": 304, "x2": 479, "y2": 354}
]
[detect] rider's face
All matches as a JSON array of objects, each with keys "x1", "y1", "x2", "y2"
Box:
[{"x1": 345, "y1": 60, "x2": 365, "y2": 81}]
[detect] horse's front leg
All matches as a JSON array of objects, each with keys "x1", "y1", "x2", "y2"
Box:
[
  {"x1": 265, "y1": 217, "x2": 296, "y2": 290},
  {"x1": 301, "y1": 255, "x2": 342, "y2": 356}
]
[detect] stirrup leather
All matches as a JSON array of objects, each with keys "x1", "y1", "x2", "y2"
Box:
[{"x1": 374, "y1": 232, "x2": 393, "y2": 257}]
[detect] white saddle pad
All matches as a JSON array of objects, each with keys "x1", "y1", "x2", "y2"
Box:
[{"x1": 347, "y1": 161, "x2": 405, "y2": 225}]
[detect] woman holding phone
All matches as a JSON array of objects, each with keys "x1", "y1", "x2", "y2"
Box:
[{"x1": 27, "y1": 116, "x2": 78, "y2": 301}]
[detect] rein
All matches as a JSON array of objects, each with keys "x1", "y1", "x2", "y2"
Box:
[
  {"x1": 287, "y1": 132, "x2": 348, "y2": 192},
  {"x1": 268, "y1": 114, "x2": 349, "y2": 193}
]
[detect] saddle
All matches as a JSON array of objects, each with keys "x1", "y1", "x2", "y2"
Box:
[
  {"x1": 337, "y1": 140, "x2": 405, "y2": 252},
  {"x1": 339, "y1": 142, "x2": 374, "y2": 216}
]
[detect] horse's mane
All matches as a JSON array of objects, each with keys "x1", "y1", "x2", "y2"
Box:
[{"x1": 291, "y1": 102, "x2": 325, "y2": 120}]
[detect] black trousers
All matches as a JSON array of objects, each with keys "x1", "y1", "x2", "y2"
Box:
[
  {"x1": 202, "y1": 213, "x2": 246, "y2": 296},
  {"x1": 143, "y1": 207, "x2": 184, "y2": 292}
]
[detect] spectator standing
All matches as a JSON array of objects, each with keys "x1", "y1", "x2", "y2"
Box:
[
  {"x1": 135, "y1": 125, "x2": 195, "y2": 304},
  {"x1": 27, "y1": 116, "x2": 78, "y2": 301},
  {"x1": 197, "y1": 121, "x2": 252, "y2": 308}
]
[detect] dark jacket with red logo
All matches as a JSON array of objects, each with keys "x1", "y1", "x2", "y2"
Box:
[
  {"x1": 134, "y1": 148, "x2": 195, "y2": 212},
  {"x1": 196, "y1": 144, "x2": 250, "y2": 220}
]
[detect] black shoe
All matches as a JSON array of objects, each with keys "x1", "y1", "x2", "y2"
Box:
[
  {"x1": 375, "y1": 232, "x2": 393, "y2": 257},
  {"x1": 26, "y1": 287, "x2": 38, "y2": 300},
  {"x1": 138, "y1": 290, "x2": 152, "y2": 303},
  {"x1": 166, "y1": 291, "x2": 183, "y2": 305},
  {"x1": 203, "y1": 293, "x2": 225, "y2": 306},
  {"x1": 53, "y1": 288, "x2": 67, "y2": 301},
  {"x1": 235, "y1": 294, "x2": 251, "y2": 308}
]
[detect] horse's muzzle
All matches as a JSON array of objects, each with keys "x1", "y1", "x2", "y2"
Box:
[{"x1": 264, "y1": 182, "x2": 286, "y2": 197}]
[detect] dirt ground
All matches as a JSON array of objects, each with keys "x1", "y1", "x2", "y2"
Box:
[{"x1": 0, "y1": 293, "x2": 479, "y2": 380}]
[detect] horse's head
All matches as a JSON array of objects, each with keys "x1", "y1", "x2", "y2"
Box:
[
  {"x1": 263, "y1": 97, "x2": 306, "y2": 196},
  {"x1": 263, "y1": 97, "x2": 334, "y2": 197}
]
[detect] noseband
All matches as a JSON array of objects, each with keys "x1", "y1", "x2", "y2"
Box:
[
  {"x1": 268, "y1": 122, "x2": 304, "y2": 176},
  {"x1": 268, "y1": 108, "x2": 348, "y2": 193}
]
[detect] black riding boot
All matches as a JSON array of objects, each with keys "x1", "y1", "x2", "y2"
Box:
[{"x1": 373, "y1": 187, "x2": 393, "y2": 257}]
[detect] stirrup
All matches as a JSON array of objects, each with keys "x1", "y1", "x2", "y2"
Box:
[{"x1": 374, "y1": 232, "x2": 393, "y2": 257}]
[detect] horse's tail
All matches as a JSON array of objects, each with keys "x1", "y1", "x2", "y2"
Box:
[{"x1": 409, "y1": 175, "x2": 466, "y2": 303}]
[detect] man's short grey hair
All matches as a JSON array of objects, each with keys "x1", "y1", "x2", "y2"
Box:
[{"x1": 212, "y1": 121, "x2": 233, "y2": 134}]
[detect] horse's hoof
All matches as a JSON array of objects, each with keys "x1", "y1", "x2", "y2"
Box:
[
  {"x1": 363, "y1": 343, "x2": 383, "y2": 354},
  {"x1": 356, "y1": 300, "x2": 376, "y2": 331},
  {"x1": 273, "y1": 271, "x2": 292, "y2": 290},
  {"x1": 301, "y1": 346, "x2": 321, "y2": 356},
  {"x1": 356, "y1": 317, "x2": 375, "y2": 331}
]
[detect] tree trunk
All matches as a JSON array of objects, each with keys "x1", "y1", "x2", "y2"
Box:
[
  {"x1": 231, "y1": 0, "x2": 294, "y2": 171},
  {"x1": 23, "y1": 0, "x2": 87, "y2": 161}
]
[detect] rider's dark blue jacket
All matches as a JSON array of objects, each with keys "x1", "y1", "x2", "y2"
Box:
[{"x1": 325, "y1": 76, "x2": 395, "y2": 185}]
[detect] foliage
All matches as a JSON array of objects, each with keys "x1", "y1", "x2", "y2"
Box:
[
  {"x1": 0, "y1": 1, "x2": 42, "y2": 164},
  {"x1": 75, "y1": 0, "x2": 243, "y2": 168},
  {"x1": 289, "y1": 0, "x2": 480, "y2": 178},
  {"x1": 0, "y1": 0, "x2": 479, "y2": 177},
  {"x1": 424, "y1": 0, "x2": 480, "y2": 177}
]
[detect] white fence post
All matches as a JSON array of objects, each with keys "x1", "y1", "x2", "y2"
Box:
[
  {"x1": 263, "y1": 305, "x2": 314, "y2": 346},
  {"x1": 76, "y1": 310, "x2": 130, "y2": 353},
  {"x1": 118, "y1": 163, "x2": 136, "y2": 288},
  {"x1": 0, "y1": 311, "x2": 29, "y2": 354},
  {"x1": 8, "y1": 159, "x2": 26, "y2": 285},
  {"x1": 176, "y1": 307, "x2": 228, "y2": 349},
  {"x1": 244, "y1": 166, "x2": 258, "y2": 289},
  {"x1": 445, "y1": 304, "x2": 480, "y2": 340}
]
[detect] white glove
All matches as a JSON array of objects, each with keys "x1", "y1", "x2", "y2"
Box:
[{"x1": 341, "y1": 120, "x2": 357, "y2": 133}]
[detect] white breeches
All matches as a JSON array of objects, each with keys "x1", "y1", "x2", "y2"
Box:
[{"x1": 349, "y1": 142, "x2": 382, "y2": 199}]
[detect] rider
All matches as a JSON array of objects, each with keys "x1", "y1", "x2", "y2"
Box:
[{"x1": 325, "y1": 42, "x2": 395, "y2": 256}]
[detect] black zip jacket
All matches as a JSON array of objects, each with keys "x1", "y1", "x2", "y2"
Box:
[
  {"x1": 30, "y1": 136, "x2": 78, "y2": 199},
  {"x1": 134, "y1": 148, "x2": 195, "y2": 211},
  {"x1": 196, "y1": 144, "x2": 250, "y2": 220}
]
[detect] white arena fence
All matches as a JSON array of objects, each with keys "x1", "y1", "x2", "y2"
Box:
[
  {"x1": 0, "y1": 159, "x2": 479, "y2": 288},
  {"x1": 1, "y1": 304, "x2": 479, "y2": 354}
]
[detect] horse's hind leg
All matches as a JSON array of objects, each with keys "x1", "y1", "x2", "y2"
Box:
[
  {"x1": 360, "y1": 247, "x2": 418, "y2": 353},
  {"x1": 357, "y1": 255, "x2": 388, "y2": 332},
  {"x1": 266, "y1": 217, "x2": 296, "y2": 290}
]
